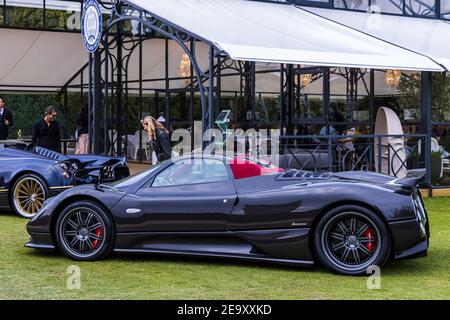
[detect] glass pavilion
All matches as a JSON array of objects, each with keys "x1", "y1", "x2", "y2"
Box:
[{"x1": 1, "y1": 0, "x2": 450, "y2": 192}]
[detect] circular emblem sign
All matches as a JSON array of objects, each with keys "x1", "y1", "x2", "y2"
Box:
[{"x1": 81, "y1": 0, "x2": 102, "y2": 53}]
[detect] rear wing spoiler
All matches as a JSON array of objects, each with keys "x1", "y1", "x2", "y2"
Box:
[{"x1": 394, "y1": 169, "x2": 427, "y2": 187}]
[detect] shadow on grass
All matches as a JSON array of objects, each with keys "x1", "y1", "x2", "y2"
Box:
[
  {"x1": 111, "y1": 252, "x2": 314, "y2": 272},
  {"x1": 23, "y1": 245, "x2": 439, "y2": 277},
  {"x1": 0, "y1": 210, "x2": 17, "y2": 217}
]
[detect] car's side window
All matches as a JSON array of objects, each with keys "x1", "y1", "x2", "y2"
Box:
[{"x1": 152, "y1": 159, "x2": 230, "y2": 187}]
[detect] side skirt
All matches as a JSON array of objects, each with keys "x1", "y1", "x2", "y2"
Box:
[
  {"x1": 113, "y1": 248, "x2": 315, "y2": 267},
  {"x1": 114, "y1": 228, "x2": 314, "y2": 267}
]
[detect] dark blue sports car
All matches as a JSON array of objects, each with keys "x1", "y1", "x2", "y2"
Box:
[
  {"x1": 25, "y1": 154, "x2": 429, "y2": 275},
  {"x1": 0, "y1": 140, "x2": 129, "y2": 218}
]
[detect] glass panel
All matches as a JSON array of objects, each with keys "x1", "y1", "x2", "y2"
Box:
[
  {"x1": 169, "y1": 92, "x2": 190, "y2": 123},
  {"x1": 328, "y1": 68, "x2": 370, "y2": 136},
  {"x1": 254, "y1": 63, "x2": 282, "y2": 127},
  {"x1": 404, "y1": 0, "x2": 435, "y2": 17},
  {"x1": 5, "y1": 0, "x2": 44, "y2": 28},
  {"x1": 294, "y1": 69, "x2": 324, "y2": 121},
  {"x1": 0, "y1": 2, "x2": 4, "y2": 26},
  {"x1": 152, "y1": 159, "x2": 230, "y2": 187},
  {"x1": 397, "y1": 71, "x2": 421, "y2": 124},
  {"x1": 334, "y1": 0, "x2": 369, "y2": 10},
  {"x1": 431, "y1": 73, "x2": 450, "y2": 123},
  {"x1": 441, "y1": 1, "x2": 450, "y2": 19},
  {"x1": 370, "y1": 0, "x2": 403, "y2": 14},
  {"x1": 45, "y1": 0, "x2": 81, "y2": 30},
  {"x1": 255, "y1": 93, "x2": 280, "y2": 124},
  {"x1": 431, "y1": 125, "x2": 450, "y2": 186}
]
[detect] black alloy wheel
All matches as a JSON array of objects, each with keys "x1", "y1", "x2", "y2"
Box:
[
  {"x1": 314, "y1": 205, "x2": 391, "y2": 275},
  {"x1": 56, "y1": 201, "x2": 114, "y2": 261}
]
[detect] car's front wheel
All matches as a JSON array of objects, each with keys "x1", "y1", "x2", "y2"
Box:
[
  {"x1": 11, "y1": 174, "x2": 48, "y2": 219},
  {"x1": 55, "y1": 201, "x2": 114, "y2": 261},
  {"x1": 314, "y1": 205, "x2": 391, "y2": 276}
]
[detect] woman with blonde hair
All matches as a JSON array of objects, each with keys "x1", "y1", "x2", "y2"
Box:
[{"x1": 141, "y1": 116, "x2": 172, "y2": 163}]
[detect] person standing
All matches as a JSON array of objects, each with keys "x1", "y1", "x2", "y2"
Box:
[
  {"x1": 141, "y1": 116, "x2": 172, "y2": 163},
  {"x1": 31, "y1": 106, "x2": 61, "y2": 153},
  {"x1": 0, "y1": 98, "x2": 14, "y2": 140},
  {"x1": 75, "y1": 104, "x2": 89, "y2": 154}
]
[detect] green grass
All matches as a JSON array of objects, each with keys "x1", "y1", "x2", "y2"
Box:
[{"x1": 1, "y1": 198, "x2": 449, "y2": 300}]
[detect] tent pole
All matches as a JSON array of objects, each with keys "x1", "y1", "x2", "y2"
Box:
[{"x1": 421, "y1": 71, "x2": 433, "y2": 196}]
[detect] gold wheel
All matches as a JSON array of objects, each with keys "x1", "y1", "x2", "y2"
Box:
[{"x1": 13, "y1": 176, "x2": 46, "y2": 218}]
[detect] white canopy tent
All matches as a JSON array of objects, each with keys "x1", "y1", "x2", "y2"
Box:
[
  {"x1": 0, "y1": 0, "x2": 446, "y2": 93},
  {"x1": 0, "y1": 28, "x2": 88, "y2": 91},
  {"x1": 302, "y1": 6, "x2": 450, "y2": 71},
  {"x1": 129, "y1": 0, "x2": 443, "y2": 72}
]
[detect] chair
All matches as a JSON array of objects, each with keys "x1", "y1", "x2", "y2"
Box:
[
  {"x1": 443, "y1": 159, "x2": 450, "y2": 176},
  {"x1": 134, "y1": 130, "x2": 151, "y2": 160},
  {"x1": 122, "y1": 133, "x2": 151, "y2": 161},
  {"x1": 121, "y1": 135, "x2": 138, "y2": 160},
  {"x1": 431, "y1": 137, "x2": 444, "y2": 178}
]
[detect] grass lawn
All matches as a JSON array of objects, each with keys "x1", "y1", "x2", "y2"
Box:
[{"x1": 0, "y1": 197, "x2": 449, "y2": 300}]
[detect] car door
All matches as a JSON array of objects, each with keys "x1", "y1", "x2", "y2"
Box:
[{"x1": 115, "y1": 158, "x2": 237, "y2": 232}]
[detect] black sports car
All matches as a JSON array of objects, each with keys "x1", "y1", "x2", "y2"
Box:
[
  {"x1": 0, "y1": 140, "x2": 129, "y2": 218},
  {"x1": 25, "y1": 155, "x2": 429, "y2": 275}
]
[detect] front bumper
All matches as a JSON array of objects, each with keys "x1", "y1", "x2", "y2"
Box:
[{"x1": 24, "y1": 231, "x2": 56, "y2": 250}]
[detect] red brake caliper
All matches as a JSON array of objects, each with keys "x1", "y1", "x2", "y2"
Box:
[
  {"x1": 92, "y1": 227, "x2": 103, "y2": 249},
  {"x1": 364, "y1": 228, "x2": 375, "y2": 251}
]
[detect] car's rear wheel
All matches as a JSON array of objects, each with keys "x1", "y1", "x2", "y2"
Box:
[
  {"x1": 314, "y1": 205, "x2": 391, "y2": 276},
  {"x1": 55, "y1": 201, "x2": 114, "y2": 261},
  {"x1": 11, "y1": 174, "x2": 48, "y2": 219}
]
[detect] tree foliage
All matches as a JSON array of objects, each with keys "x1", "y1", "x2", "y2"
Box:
[{"x1": 398, "y1": 73, "x2": 450, "y2": 122}]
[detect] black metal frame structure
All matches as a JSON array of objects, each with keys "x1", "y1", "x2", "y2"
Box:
[
  {"x1": 253, "y1": 0, "x2": 448, "y2": 20},
  {"x1": 81, "y1": 0, "x2": 436, "y2": 191},
  {"x1": 87, "y1": 0, "x2": 225, "y2": 158},
  {"x1": 0, "y1": 0, "x2": 444, "y2": 191}
]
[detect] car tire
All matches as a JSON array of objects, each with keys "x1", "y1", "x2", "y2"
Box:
[
  {"x1": 313, "y1": 205, "x2": 391, "y2": 276},
  {"x1": 55, "y1": 200, "x2": 114, "y2": 261},
  {"x1": 10, "y1": 174, "x2": 48, "y2": 219}
]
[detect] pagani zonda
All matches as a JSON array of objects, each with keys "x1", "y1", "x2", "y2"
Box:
[
  {"x1": 0, "y1": 140, "x2": 129, "y2": 219},
  {"x1": 25, "y1": 155, "x2": 429, "y2": 275}
]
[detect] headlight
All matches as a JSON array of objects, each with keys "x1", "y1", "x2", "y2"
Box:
[
  {"x1": 71, "y1": 163, "x2": 79, "y2": 171},
  {"x1": 60, "y1": 162, "x2": 69, "y2": 170}
]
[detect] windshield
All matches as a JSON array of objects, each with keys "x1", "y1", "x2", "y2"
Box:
[{"x1": 106, "y1": 162, "x2": 164, "y2": 190}]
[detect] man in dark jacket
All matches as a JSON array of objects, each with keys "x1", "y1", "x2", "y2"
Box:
[
  {"x1": 0, "y1": 98, "x2": 14, "y2": 140},
  {"x1": 31, "y1": 106, "x2": 61, "y2": 153}
]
